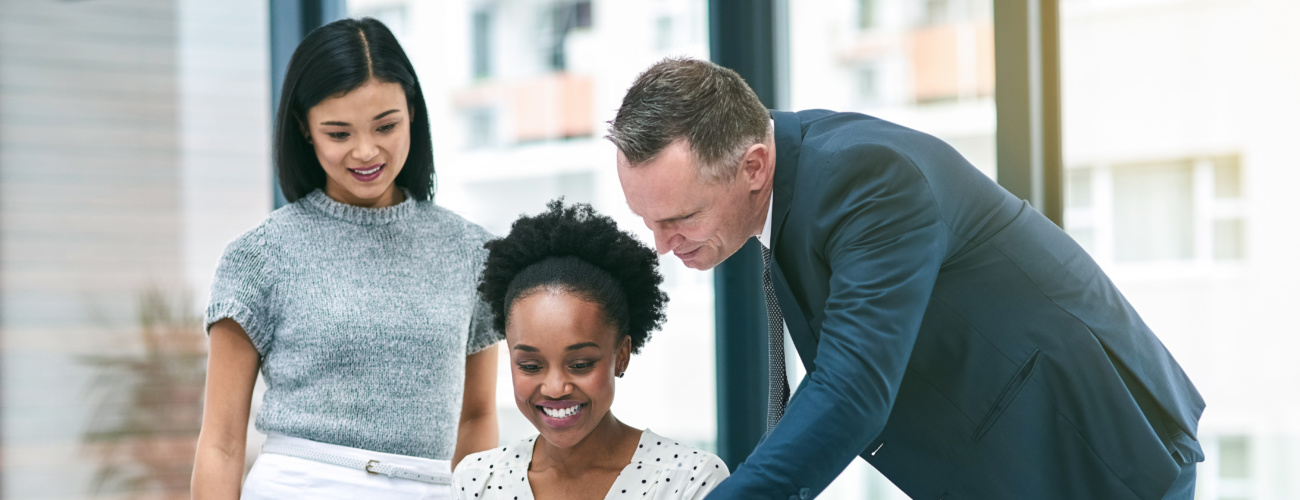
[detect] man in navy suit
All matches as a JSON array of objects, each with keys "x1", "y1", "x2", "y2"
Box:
[{"x1": 609, "y1": 57, "x2": 1204, "y2": 499}]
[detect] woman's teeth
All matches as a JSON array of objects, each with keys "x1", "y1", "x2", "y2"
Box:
[
  {"x1": 353, "y1": 165, "x2": 382, "y2": 175},
  {"x1": 541, "y1": 404, "x2": 582, "y2": 418}
]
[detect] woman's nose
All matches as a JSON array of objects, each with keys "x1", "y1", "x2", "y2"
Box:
[
  {"x1": 352, "y1": 137, "x2": 379, "y2": 162},
  {"x1": 539, "y1": 368, "x2": 570, "y2": 398}
]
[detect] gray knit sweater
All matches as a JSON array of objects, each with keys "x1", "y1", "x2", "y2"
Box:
[{"x1": 205, "y1": 189, "x2": 499, "y2": 460}]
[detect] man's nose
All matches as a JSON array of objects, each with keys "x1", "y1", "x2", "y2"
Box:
[{"x1": 653, "y1": 229, "x2": 681, "y2": 255}]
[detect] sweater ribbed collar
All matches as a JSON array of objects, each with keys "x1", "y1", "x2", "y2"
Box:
[{"x1": 304, "y1": 188, "x2": 418, "y2": 226}]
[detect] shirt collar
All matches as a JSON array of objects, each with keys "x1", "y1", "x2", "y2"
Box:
[
  {"x1": 758, "y1": 189, "x2": 774, "y2": 249},
  {"x1": 757, "y1": 118, "x2": 776, "y2": 250}
]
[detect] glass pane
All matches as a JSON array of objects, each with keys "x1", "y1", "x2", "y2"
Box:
[
  {"x1": 1214, "y1": 156, "x2": 1242, "y2": 199},
  {"x1": 347, "y1": 0, "x2": 718, "y2": 451},
  {"x1": 1213, "y1": 218, "x2": 1246, "y2": 261},
  {"x1": 1111, "y1": 162, "x2": 1194, "y2": 262},
  {"x1": 788, "y1": 0, "x2": 997, "y2": 179},
  {"x1": 1067, "y1": 168, "x2": 1092, "y2": 209},
  {"x1": 787, "y1": 1, "x2": 993, "y2": 496},
  {"x1": 0, "y1": 1, "x2": 270, "y2": 498},
  {"x1": 1219, "y1": 436, "x2": 1251, "y2": 480}
]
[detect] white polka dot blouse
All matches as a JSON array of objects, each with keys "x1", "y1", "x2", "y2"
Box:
[{"x1": 453, "y1": 429, "x2": 729, "y2": 499}]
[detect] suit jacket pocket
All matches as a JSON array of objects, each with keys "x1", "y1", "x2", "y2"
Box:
[{"x1": 971, "y1": 348, "x2": 1041, "y2": 442}]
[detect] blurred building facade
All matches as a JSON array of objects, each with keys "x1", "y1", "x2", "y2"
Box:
[{"x1": 1058, "y1": 1, "x2": 1300, "y2": 499}]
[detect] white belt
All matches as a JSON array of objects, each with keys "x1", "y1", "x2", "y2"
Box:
[{"x1": 261, "y1": 439, "x2": 451, "y2": 485}]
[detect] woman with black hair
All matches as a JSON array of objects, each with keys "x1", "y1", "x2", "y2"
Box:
[
  {"x1": 453, "y1": 201, "x2": 729, "y2": 500},
  {"x1": 193, "y1": 18, "x2": 499, "y2": 499}
]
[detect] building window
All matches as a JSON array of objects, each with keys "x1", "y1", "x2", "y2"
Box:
[
  {"x1": 472, "y1": 8, "x2": 493, "y2": 79},
  {"x1": 923, "y1": 0, "x2": 951, "y2": 26},
  {"x1": 546, "y1": 0, "x2": 593, "y2": 71},
  {"x1": 1112, "y1": 161, "x2": 1196, "y2": 262},
  {"x1": 465, "y1": 107, "x2": 496, "y2": 149},
  {"x1": 656, "y1": 15, "x2": 675, "y2": 51},
  {"x1": 858, "y1": 0, "x2": 876, "y2": 30},
  {"x1": 1064, "y1": 154, "x2": 1245, "y2": 265},
  {"x1": 855, "y1": 65, "x2": 880, "y2": 105},
  {"x1": 1217, "y1": 435, "x2": 1254, "y2": 500}
]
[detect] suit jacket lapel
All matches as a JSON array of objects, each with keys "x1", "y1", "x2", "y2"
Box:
[{"x1": 769, "y1": 111, "x2": 818, "y2": 373}]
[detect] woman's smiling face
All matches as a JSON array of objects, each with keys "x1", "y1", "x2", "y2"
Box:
[
  {"x1": 303, "y1": 78, "x2": 411, "y2": 208},
  {"x1": 506, "y1": 290, "x2": 630, "y2": 449}
]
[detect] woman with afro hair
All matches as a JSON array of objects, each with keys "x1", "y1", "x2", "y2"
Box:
[{"x1": 453, "y1": 200, "x2": 729, "y2": 500}]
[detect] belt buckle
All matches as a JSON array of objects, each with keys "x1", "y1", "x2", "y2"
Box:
[{"x1": 365, "y1": 460, "x2": 381, "y2": 475}]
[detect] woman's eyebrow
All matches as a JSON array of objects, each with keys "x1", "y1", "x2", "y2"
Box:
[
  {"x1": 318, "y1": 109, "x2": 401, "y2": 127},
  {"x1": 566, "y1": 342, "x2": 599, "y2": 351}
]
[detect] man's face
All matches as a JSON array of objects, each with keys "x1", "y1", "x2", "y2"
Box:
[{"x1": 617, "y1": 139, "x2": 763, "y2": 271}]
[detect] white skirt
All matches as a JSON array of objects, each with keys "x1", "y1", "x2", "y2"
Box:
[{"x1": 242, "y1": 433, "x2": 453, "y2": 500}]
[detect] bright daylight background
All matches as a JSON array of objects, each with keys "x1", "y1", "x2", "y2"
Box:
[{"x1": 1, "y1": 0, "x2": 1297, "y2": 498}]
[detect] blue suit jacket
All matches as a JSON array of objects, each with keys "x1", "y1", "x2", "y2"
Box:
[{"x1": 707, "y1": 111, "x2": 1205, "y2": 499}]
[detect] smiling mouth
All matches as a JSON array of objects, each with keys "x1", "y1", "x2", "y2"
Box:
[
  {"x1": 538, "y1": 403, "x2": 584, "y2": 419},
  {"x1": 348, "y1": 164, "x2": 383, "y2": 175}
]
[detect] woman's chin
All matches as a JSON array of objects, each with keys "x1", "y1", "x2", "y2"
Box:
[
  {"x1": 328, "y1": 182, "x2": 398, "y2": 207},
  {"x1": 534, "y1": 408, "x2": 606, "y2": 449}
]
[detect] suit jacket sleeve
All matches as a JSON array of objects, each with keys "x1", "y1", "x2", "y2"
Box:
[{"x1": 707, "y1": 143, "x2": 950, "y2": 499}]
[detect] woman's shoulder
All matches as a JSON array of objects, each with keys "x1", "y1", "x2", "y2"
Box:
[
  {"x1": 454, "y1": 435, "x2": 536, "y2": 476},
  {"x1": 633, "y1": 429, "x2": 728, "y2": 475}
]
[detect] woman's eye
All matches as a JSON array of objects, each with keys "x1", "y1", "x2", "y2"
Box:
[
  {"x1": 326, "y1": 132, "x2": 349, "y2": 140},
  {"x1": 518, "y1": 363, "x2": 541, "y2": 373},
  {"x1": 569, "y1": 361, "x2": 594, "y2": 371},
  {"x1": 377, "y1": 123, "x2": 397, "y2": 133}
]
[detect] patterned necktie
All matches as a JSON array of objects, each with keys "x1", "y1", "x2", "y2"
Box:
[{"x1": 761, "y1": 245, "x2": 790, "y2": 431}]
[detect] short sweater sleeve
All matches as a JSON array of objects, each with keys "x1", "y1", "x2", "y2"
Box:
[
  {"x1": 464, "y1": 224, "x2": 501, "y2": 356},
  {"x1": 205, "y1": 226, "x2": 274, "y2": 354},
  {"x1": 466, "y1": 296, "x2": 499, "y2": 355}
]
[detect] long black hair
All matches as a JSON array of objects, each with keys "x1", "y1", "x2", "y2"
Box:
[
  {"x1": 274, "y1": 17, "x2": 435, "y2": 202},
  {"x1": 479, "y1": 200, "x2": 668, "y2": 354}
]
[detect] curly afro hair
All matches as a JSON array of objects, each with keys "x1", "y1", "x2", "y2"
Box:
[{"x1": 479, "y1": 200, "x2": 668, "y2": 354}]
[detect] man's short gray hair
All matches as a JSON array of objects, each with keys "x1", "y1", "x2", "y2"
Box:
[{"x1": 606, "y1": 57, "x2": 770, "y2": 183}]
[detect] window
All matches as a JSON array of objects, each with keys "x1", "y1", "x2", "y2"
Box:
[
  {"x1": 1112, "y1": 161, "x2": 1196, "y2": 262},
  {"x1": 464, "y1": 107, "x2": 496, "y2": 149},
  {"x1": 1064, "y1": 155, "x2": 1245, "y2": 265},
  {"x1": 546, "y1": 0, "x2": 593, "y2": 71},
  {"x1": 858, "y1": 0, "x2": 877, "y2": 30},
  {"x1": 1212, "y1": 435, "x2": 1255, "y2": 500},
  {"x1": 472, "y1": 8, "x2": 493, "y2": 79},
  {"x1": 855, "y1": 64, "x2": 881, "y2": 106}
]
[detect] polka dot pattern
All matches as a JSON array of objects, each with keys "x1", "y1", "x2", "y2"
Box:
[{"x1": 451, "y1": 429, "x2": 729, "y2": 499}]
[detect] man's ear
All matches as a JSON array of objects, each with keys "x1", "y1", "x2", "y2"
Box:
[{"x1": 740, "y1": 142, "x2": 771, "y2": 190}]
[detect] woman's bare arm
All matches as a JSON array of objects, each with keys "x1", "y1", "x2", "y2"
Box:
[
  {"x1": 192, "y1": 318, "x2": 260, "y2": 500},
  {"x1": 453, "y1": 343, "x2": 499, "y2": 469}
]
